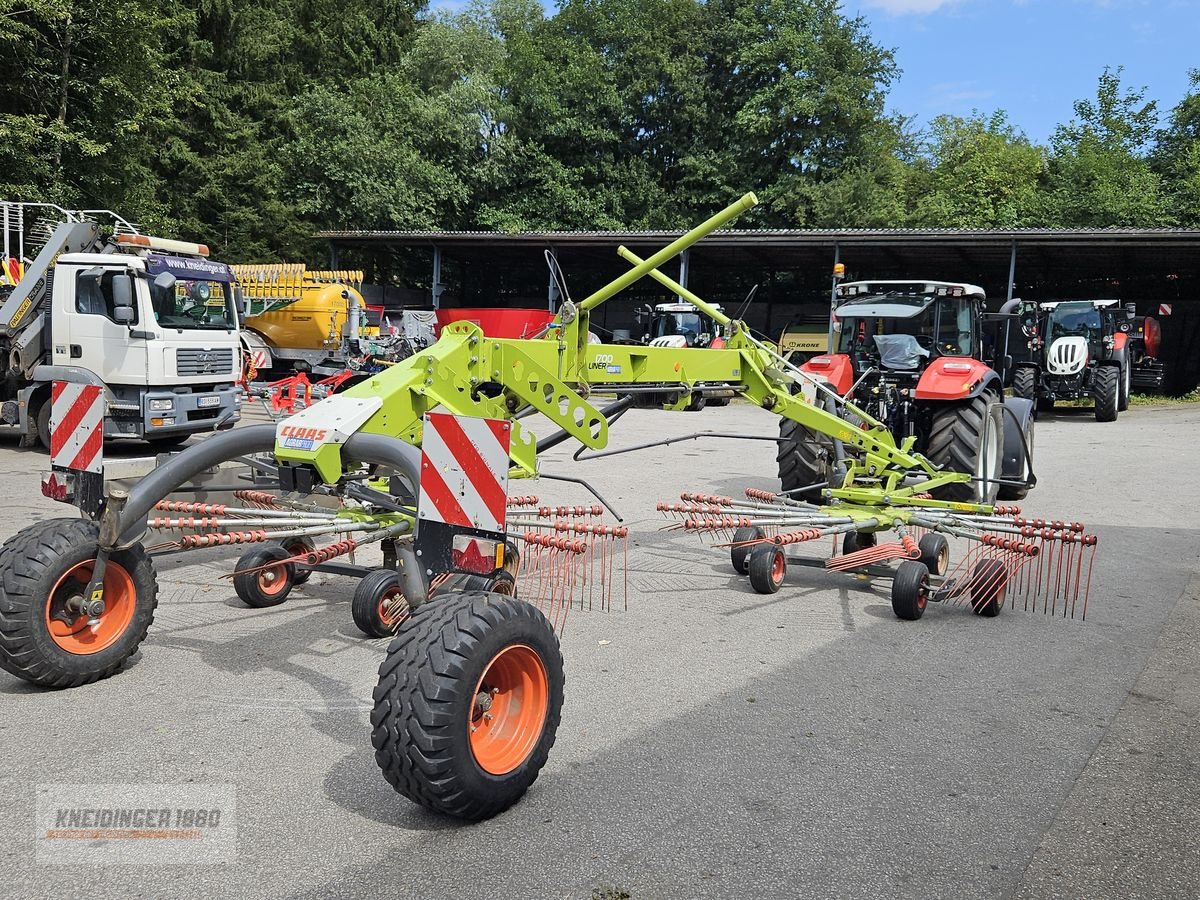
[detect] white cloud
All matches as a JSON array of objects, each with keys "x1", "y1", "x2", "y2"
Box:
[{"x1": 862, "y1": 0, "x2": 962, "y2": 13}]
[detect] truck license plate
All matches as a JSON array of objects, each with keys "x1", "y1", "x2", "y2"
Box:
[{"x1": 198, "y1": 395, "x2": 221, "y2": 408}]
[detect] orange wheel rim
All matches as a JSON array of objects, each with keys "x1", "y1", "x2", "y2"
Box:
[
  {"x1": 257, "y1": 564, "x2": 289, "y2": 597},
  {"x1": 377, "y1": 587, "x2": 406, "y2": 627},
  {"x1": 771, "y1": 551, "x2": 785, "y2": 584},
  {"x1": 469, "y1": 644, "x2": 549, "y2": 776},
  {"x1": 44, "y1": 560, "x2": 136, "y2": 655}
]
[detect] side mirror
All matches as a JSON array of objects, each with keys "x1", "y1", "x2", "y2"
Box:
[
  {"x1": 151, "y1": 271, "x2": 177, "y2": 304},
  {"x1": 112, "y1": 274, "x2": 134, "y2": 308},
  {"x1": 113, "y1": 306, "x2": 135, "y2": 325}
]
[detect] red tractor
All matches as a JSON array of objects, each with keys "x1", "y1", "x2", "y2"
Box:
[{"x1": 777, "y1": 280, "x2": 1034, "y2": 504}]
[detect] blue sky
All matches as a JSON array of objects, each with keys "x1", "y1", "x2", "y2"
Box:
[{"x1": 848, "y1": 0, "x2": 1200, "y2": 144}]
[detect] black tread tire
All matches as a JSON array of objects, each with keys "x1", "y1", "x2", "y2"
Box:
[
  {"x1": 352, "y1": 569, "x2": 408, "y2": 638},
  {"x1": 747, "y1": 543, "x2": 785, "y2": 594},
  {"x1": 776, "y1": 417, "x2": 834, "y2": 501},
  {"x1": 918, "y1": 533, "x2": 949, "y2": 576},
  {"x1": 970, "y1": 557, "x2": 1007, "y2": 617},
  {"x1": 731, "y1": 526, "x2": 764, "y2": 575},
  {"x1": 925, "y1": 393, "x2": 1003, "y2": 504},
  {"x1": 1118, "y1": 363, "x2": 1130, "y2": 412},
  {"x1": 35, "y1": 401, "x2": 52, "y2": 452},
  {"x1": 370, "y1": 591, "x2": 564, "y2": 820},
  {"x1": 0, "y1": 518, "x2": 157, "y2": 687},
  {"x1": 233, "y1": 545, "x2": 295, "y2": 608},
  {"x1": 891, "y1": 560, "x2": 929, "y2": 621},
  {"x1": 1012, "y1": 368, "x2": 1037, "y2": 401},
  {"x1": 281, "y1": 537, "x2": 316, "y2": 585},
  {"x1": 842, "y1": 531, "x2": 877, "y2": 556},
  {"x1": 997, "y1": 406, "x2": 1034, "y2": 502},
  {"x1": 685, "y1": 392, "x2": 706, "y2": 412},
  {"x1": 1093, "y1": 366, "x2": 1119, "y2": 422}
]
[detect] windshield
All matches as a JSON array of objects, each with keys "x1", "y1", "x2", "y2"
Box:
[
  {"x1": 1046, "y1": 303, "x2": 1102, "y2": 344},
  {"x1": 153, "y1": 279, "x2": 237, "y2": 330},
  {"x1": 653, "y1": 311, "x2": 704, "y2": 340},
  {"x1": 837, "y1": 297, "x2": 972, "y2": 360}
]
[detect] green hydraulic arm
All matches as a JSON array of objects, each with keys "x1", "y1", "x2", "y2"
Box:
[{"x1": 274, "y1": 192, "x2": 983, "y2": 513}]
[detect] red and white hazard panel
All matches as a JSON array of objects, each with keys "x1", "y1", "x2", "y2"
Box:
[
  {"x1": 50, "y1": 382, "x2": 105, "y2": 473},
  {"x1": 419, "y1": 413, "x2": 511, "y2": 533},
  {"x1": 1159, "y1": 303, "x2": 1172, "y2": 316}
]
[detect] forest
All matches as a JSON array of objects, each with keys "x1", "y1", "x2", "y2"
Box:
[{"x1": 2, "y1": 0, "x2": 1199, "y2": 261}]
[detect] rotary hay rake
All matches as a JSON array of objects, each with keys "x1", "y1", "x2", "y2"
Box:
[{"x1": 0, "y1": 191, "x2": 1098, "y2": 822}]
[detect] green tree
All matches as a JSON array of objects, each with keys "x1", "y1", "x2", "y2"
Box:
[
  {"x1": 1044, "y1": 66, "x2": 1172, "y2": 226},
  {"x1": 1153, "y1": 69, "x2": 1200, "y2": 226},
  {"x1": 905, "y1": 111, "x2": 1045, "y2": 228}
]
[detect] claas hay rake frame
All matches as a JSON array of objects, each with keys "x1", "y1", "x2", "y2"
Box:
[{"x1": 0, "y1": 193, "x2": 1094, "y2": 820}]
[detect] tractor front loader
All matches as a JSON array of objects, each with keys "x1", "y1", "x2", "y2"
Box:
[{"x1": 0, "y1": 193, "x2": 1095, "y2": 822}]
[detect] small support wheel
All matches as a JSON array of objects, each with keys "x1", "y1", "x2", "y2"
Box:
[
  {"x1": 891, "y1": 560, "x2": 930, "y2": 621},
  {"x1": 371, "y1": 591, "x2": 564, "y2": 820},
  {"x1": 281, "y1": 537, "x2": 316, "y2": 584},
  {"x1": 502, "y1": 540, "x2": 520, "y2": 579},
  {"x1": 731, "y1": 526, "x2": 764, "y2": 575},
  {"x1": 352, "y1": 569, "x2": 409, "y2": 638},
  {"x1": 842, "y1": 531, "x2": 877, "y2": 555},
  {"x1": 970, "y1": 557, "x2": 1007, "y2": 617},
  {"x1": 748, "y1": 543, "x2": 786, "y2": 594},
  {"x1": 433, "y1": 570, "x2": 517, "y2": 599},
  {"x1": 918, "y1": 533, "x2": 949, "y2": 576},
  {"x1": 233, "y1": 545, "x2": 295, "y2": 608}
]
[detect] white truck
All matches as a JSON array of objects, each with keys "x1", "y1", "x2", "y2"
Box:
[{"x1": 0, "y1": 205, "x2": 242, "y2": 449}]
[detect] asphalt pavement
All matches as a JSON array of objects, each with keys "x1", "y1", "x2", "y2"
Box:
[{"x1": 0, "y1": 401, "x2": 1197, "y2": 899}]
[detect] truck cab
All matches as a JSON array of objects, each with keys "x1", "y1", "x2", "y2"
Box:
[{"x1": 1, "y1": 211, "x2": 242, "y2": 448}]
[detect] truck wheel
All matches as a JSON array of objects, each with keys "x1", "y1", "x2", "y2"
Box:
[
  {"x1": 352, "y1": 570, "x2": 409, "y2": 638},
  {"x1": 35, "y1": 401, "x2": 52, "y2": 452},
  {"x1": 776, "y1": 418, "x2": 834, "y2": 500},
  {"x1": 232, "y1": 545, "x2": 295, "y2": 608},
  {"x1": 925, "y1": 394, "x2": 1004, "y2": 504},
  {"x1": 371, "y1": 591, "x2": 564, "y2": 820},
  {"x1": 0, "y1": 519, "x2": 158, "y2": 688},
  {"x1": 970, "y1": 557, "x2": 1007, "y2": 617},
  {"x1": 917, "y1": 533, "x2": 949, "y2": 576},
  {"x1": 891, "y1": 560, "x2": 929, "y2": 621},
  {"x1": 1093, "y1": 366, "x2": 1119, "y2": 422},
  {"x1": 731, "y1": 526, "x2": 764, "y2": 574},
  {"x1": 748, "y1": 543, "x2": 786, "y2": 594},
  {"x1": 1118, "y1": 363, "x2": 1130, "y2": 412},
  {"x1": 1012, "y1": 368, "x2": 1036, "y2": 401}
]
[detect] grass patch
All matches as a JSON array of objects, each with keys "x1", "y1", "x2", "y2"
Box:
[{"x1": 1128, "y1": 389, "x2": 1200, "y2": 406}]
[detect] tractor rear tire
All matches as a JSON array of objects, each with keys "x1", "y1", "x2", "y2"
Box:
[
  {"x1": 1118, "y1": 363, "x2": 1130, "y2": 412},
  {"x1": 776, "y1": 418, "x2": 834, "y2": 501},
  {"x1": 731, "y1": 526, "x2": 764, "y2": 575},
  {"x1": 1094, "y1": 366, "x2": 1119, "y2": 422},
  {"x1": 352, "y1": 569, "x2": 409, "y2": 638},
  {"x1": 0, "y1": 518, "x2": 158, "y2": 687},
  {"x1": 371, "y1": 591, "x2": 564, "y2": 820},
  {"x1": 748, "y1": 544, "x2": 786, "y2": 594},
  {"x1": 1012, "y1": 368, "x2": 1036, "y2": 401},
  {"x1": 925, "y1": 394, "x2": 1004, "y2": 504}
]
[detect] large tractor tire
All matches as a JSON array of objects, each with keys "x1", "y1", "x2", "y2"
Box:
[
  {"x1": 776, "y1": 418, "x2": 835, "y2": 501},
  {"x1": 1117, "y1": 362, "x2": 1131, "y2": 412},
  {"x1": 0, "y1": 519, "x2": 158, "y2": 688},
  {"x1": 1093, "y1": 366, "x2": 1119, "y2": 422},
  {"x1": 925, "y1": 393, "x2": 1004, "y2": 504},
  {"x1": 371, "y1": 591, "x2": 564, "y2": 820},
  {"x1": 997, "y1": 398, "x2": 1034, "y2": 502},
  {"x1": 1012, "y1": 367, "x2": 1037, "y2": 402}
]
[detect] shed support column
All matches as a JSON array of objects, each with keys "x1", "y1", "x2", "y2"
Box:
[
  {"x1": 328, "y1": 241, "x2": 339, "y2": 270},
  {"x1": 677, "y1": 249, "x2": 690, "y2": 302},
  {"x1": 431, "y1": 245, "x2": 444, "y2": 309},
  {"x1": 1006, "y1": 239, "x2": 1017, "y2": 304},
  {"x1": 548, "y1": 245, "x2": 560, "y2": 312},
  {"x1": 826, "y1": 242, "x2": 841, "y2": 351}
]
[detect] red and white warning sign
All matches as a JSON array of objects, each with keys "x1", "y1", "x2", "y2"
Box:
[
  {"x1": 419, "y1": 412, "x2": 511, "y2": 533},
  {"x1": 1159, "y1": 303, "x2": 1172, "y2": 316},
  {"x1": 50, "y1": 381, "x2": 105, "y2": 473}
]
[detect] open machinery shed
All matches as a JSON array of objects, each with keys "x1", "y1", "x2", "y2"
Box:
[{"x1": 320, "y1": 226, "x2": 1200, "y2": 393}]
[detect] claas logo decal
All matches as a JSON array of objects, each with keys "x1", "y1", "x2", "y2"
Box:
[{"x1": 279, "y1": 425, "x2": 328, "y2": 450}]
